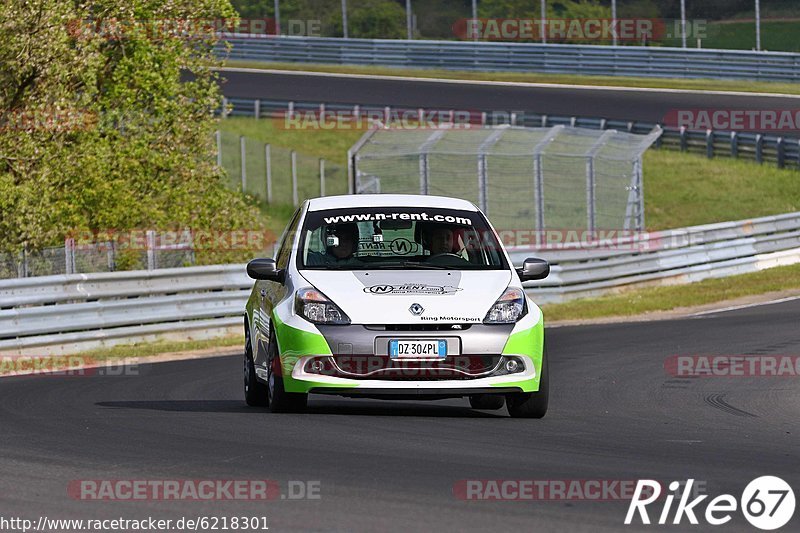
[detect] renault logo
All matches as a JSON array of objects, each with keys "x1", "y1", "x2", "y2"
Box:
[{"x1": 409, "y1": 303, "x2": 425, "y2": 316}]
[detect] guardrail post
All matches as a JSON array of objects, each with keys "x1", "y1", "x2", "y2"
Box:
[
  {"x1": 777, "y1": 137, "x2": 785, "y2": 168},
  {"x1": 291, "y1": 150, "x2": 299, "y2": 207},
  {"x1": 706, "y1": 129, "x2": 714, "y2": 159},
  {"x1": 254, "y1": 99, "x2": 261, "y2": 119},
  {"x1": 264, "y1": 143, "x2": 272, "y2": 204},
  {"x1": 288, "y1": 101, "x2": 295, "y2": 120},
  {"x1": 755, "y1": 134, "x2": 763, "y2": 164},
  {"x1": 384, "y1": 106, "x2": 391, "y2": 125},
  {"x1": 679, "y1": 126, "x2": 687, "y2": 152},
  {"x1": 319, "y1": 158, "x2": 326, "y2": 196},
  {"x1": 599, "y1": 118, "x2": 607, "y2": 130},
  {"x1": 541, "y1": 115, "x2": 548, "y2": 127},
  {"x1": 570, "y1": 116, "x2": 577, "y2": 127},
  {"x1": 353, "y1": 104, "x2": 360, "y2": 124},
  {"x1": 240, "y1": 136, "x2": 247, "y2": 192},
  {"x1": 730, "y1": 131, "x2": 738, "y2": 157},
  {"x1": 221, "y1": 97, "x2": 228, "y2": 119}
]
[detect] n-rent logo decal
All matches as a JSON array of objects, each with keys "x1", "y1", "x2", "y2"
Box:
[{"x1": 364, "y1": 284, "x2": 462, "y2": 295}]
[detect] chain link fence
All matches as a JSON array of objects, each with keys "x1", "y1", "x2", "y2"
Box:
[
  {"x1": 216, "y1": 130, "x2": 348, "y2": 206},
  {"x1": 352, "y1": 125, "x2": 661, "y2": 233},
  {"x1": 0, "y1": 234, "x2": 195, "y2": 280}
]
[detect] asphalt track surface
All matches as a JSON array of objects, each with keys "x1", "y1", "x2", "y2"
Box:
[
  {"x1": 1, "y1": 299, "x2": 798, "y2": 532},
  {"x1": 218, "y1": 68, "x2": 800, "y2": 123}
]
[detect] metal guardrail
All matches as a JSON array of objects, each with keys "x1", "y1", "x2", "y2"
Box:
[
  {"x1": 2, "y1": 212, "x2": 800, "y2": 354},
  {"x1": 221, "y1": 97, "x2": 800, "y2": 170},
  {"x1": 218, "y1": 35, "x2": 800, "y2": 83}
]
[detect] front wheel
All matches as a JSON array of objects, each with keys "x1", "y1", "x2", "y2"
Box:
[
  {"x1": 267, "y1": 327, "x2": 308, "y2": 413},
  {"x1": 244, "y1": 327, "x2": 268, "y2": 407},
  {"x1": 506, "y1": 349, "x2": 549, "y2": 419}
]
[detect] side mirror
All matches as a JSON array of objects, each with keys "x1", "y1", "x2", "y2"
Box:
[
  {"x1": 246, "y1": 258, "x2": 284, "y2": 282},
  {"x1": 517, "y1": 257, "x2": 550, "y2": 281}
]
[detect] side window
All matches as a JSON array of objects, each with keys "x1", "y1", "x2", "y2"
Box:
[{"x1": 275, "y1": 208, "x2": 302, "y2": 269}]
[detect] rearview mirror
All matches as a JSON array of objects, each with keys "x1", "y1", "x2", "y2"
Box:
[
  {"x1": 246, "y1": 258, "x2": 284, "y2": 282},
  {"x1": 517, "y1": 258, "x2": 550, "y2": 281}
]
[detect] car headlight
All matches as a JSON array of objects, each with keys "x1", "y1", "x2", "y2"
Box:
[
  {"x1": 483, "y1": 287, "x2": 526, "y2": 324},
  {"x1": 295, "y1": 288, "x2": 351, "y2": 325}
]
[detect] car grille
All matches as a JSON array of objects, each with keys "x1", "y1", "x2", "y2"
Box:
[{"x1": 306, "y1": 355, "x2": 503, "y2": 380}]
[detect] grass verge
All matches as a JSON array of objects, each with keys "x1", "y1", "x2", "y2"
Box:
[
  {"x1": 540, "y1": 263, "x2": 800, "y2": 321},
  {"x1": 224, "y1": 60, "x2": 800, "y2": 96}
]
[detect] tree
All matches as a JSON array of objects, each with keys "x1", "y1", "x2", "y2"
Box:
[{"x1": 0, "y1": 0, "x2": 264, "y2": 263}]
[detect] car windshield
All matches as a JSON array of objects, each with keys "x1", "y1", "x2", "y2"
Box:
[{"x1": 298, "y1": 206, "x2": 508, "y2": 270}]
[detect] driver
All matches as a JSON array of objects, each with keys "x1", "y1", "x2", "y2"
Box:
[
  {"x1": 422, "y1": 225, "x2": 455, "y2": 256},
  {"x1": 305, "y1": 223, "x2": 362, "y2": 266}
]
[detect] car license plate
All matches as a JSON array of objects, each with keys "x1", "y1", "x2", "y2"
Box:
[{"x1": 389, "y1": 339, "x2": 447, "y2": 358}]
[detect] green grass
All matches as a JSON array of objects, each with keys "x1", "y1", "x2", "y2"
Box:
[
  {"x1": 541, "y1": 263, "x2": 800, "y2": 321},
  {"x1": 224, "y1": 60, "x2": 800, "y2": 96},
  {"x1": 702, "y1": 20, "x2": 800, "y2": 52},
  {"x1": 643, "y1": 149, "x2": 800, "y2": 230}
]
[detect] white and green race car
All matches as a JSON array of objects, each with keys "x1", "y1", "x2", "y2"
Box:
[{"x1": 243, "y1": 194, "x2": 550, "y2": 417}]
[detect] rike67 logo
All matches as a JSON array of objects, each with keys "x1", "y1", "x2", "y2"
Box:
[{"x1": 626, "y1": 477, "x2": 795, "y2": 530}]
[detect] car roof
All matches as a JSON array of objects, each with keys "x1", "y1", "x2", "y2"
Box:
[{"x1": 306, "y1": 194, "x2": 479, "y2": 212}]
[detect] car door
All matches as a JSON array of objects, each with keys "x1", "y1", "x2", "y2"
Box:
[{"x1": 253, "y1": 206, "x2": 303, "y2": 368}]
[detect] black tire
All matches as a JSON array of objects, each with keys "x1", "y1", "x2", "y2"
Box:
[
  {"x1": 506, "y1": 349, "x2": 549, "y2": 419},
  {"x1": 267, "y1": 327, "x2": 308, "y2": 413},
  {"x1": 243, "y1": 326, "x2": 268, "y2": 407},
  {"x1": 468, "y1": 394, "x2": 506, "y2": 410}
]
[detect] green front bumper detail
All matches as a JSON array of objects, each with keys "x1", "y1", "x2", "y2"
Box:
[
  {"x1": 493, "y1": 317, "x2": 545, "y2": 393},
  {"x1": 271, "y1": 314, "x2": 358, "y2": 393}
]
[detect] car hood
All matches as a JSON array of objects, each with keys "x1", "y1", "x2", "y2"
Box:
[{"x1": 298, "y1": 269, "x2": 512, "y2": 324}]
